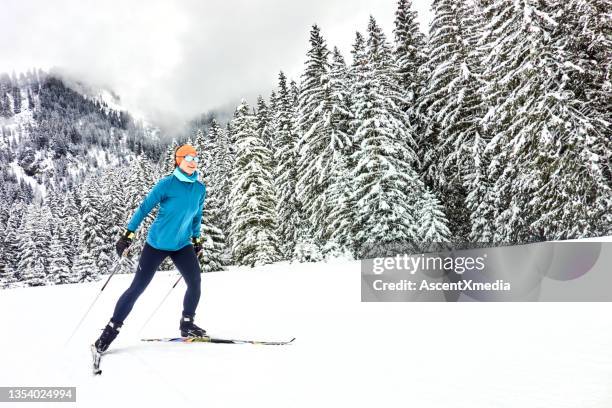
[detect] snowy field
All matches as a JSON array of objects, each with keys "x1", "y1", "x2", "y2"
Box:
[{"x1": 1, "y1": 245, "x2": 612, "y2": 408}]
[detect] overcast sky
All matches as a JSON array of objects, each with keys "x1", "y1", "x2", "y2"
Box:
[{"x1": 0, "y1": 0, "x2": 433, "y2": 132}]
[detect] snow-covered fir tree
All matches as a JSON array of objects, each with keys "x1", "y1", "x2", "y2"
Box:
[
  {"x1": 559, "y1": 0, "x2": 611, "y2": 129},
  {"x1": 416, "y1": 0, "x2": 486, "y2": 241},
  {"x1": 348, "y1": 31, "x2": 368, "y2": 130},
  {"x1": 78, "y1": 178, "x2": 111, "y2": 275},
  {"x1": 328, "y1": 47, "x2": 353, "y2": 145},
  {"x1": 71, "y1": 237, "x2": 98, "y2": 283},
  {"x1": 349, "y1": 16, "x2": 442, "y2": 257},
  {"x1": 0, "y1": 201, "x2": 14, "y2": 283},
  {"x1": 322, "y1": 47, "x2": 355, "y2": 256},
  {"x1": 199, "y1": 223, "x2": 226, "y2": 272},
  {"x1": 98, "y1": 172, "x2": 119, "y2": 271},
  {"x1": 44, "y1": 189, "x2": 75, "y2": 284},
  {"x1": 16, "y1": 203, "x2": 52, "y2": 286},
  {"x1": 194, "y1": 125, "x2": 227, "y2": 272},
  {"x1": 417, "y1": 188, "x2": 452, "y2": 245},
  {"x1": 201, "y1": 119, "x2": 231, "y2": 266},
  {"x1": 0, "y1": 202, "x2": 25, "y2": 287},
  {"x1": 121, "y1": 151, "x2": 158, "y2": 271},
  {"x1": 163, "y1": 139, "x2": 180, "y2": 174},
  {"x1": 393, "y1": 0, "x2": 427, "y2": 110},
  {"x1": 27, "y1": 257, "x2": 47, "y2": 287},
  {"x1": 255, "y1": 96, "x2": 274, "y2": 153},
  {"x1": 101, "y1": 167, "x2": 129, "y2": 249},
  {"x1": 295, "y1": 25, "x2": 352, "y2": 248},
  {"x1": 324, "y1": 152, "x2": 356, "y2": 255},
  {"x1": 289, "y1": 80, "x2": 300, "y2": 109},
  {"x1": 272, "y1": 71, "x2": 302, "y2": 260},
  {"x1": 473, "y1": 0, "x2": 612, "y2": 242},
  {"x1": 62, "y1": 191, "x2": 81, "y2": 270},
  {"x1": 48, "y1": 230, "x2": 73, "y2": 284},
  {"x1": 229, "y1": 99, "x2": 280, "y2": 266}
]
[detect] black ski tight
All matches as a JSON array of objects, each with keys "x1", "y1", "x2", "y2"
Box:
[{"x1": 111, "y1": 242, "x2": 201, "y2": 325}]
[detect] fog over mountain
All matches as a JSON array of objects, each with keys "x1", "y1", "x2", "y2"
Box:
[{"x1": 0, "y1": 0, "x2": 432, "y2": 133}]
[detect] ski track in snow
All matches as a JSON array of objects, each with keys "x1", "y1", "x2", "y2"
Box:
[{"x1": 0, "y1": 256, "x2": 611, "y2": 407}]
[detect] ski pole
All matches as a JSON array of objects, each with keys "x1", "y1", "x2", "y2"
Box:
[
  {"x1": 65, "y1": 250, "x2": 130, "y2": 345},
  {"x1": 138, "y1": 274, "x2": 183, "y2": 335}
]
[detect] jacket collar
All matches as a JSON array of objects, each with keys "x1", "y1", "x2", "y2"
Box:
[{"x1": 173, "y1": 167, "x2": 198, "y2": 183}]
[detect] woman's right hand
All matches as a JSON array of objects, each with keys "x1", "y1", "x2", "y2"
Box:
[{"x1": 115, "y1": 229, "x2": 135, "y2": 257}]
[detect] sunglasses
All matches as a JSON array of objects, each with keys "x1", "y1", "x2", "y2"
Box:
[{"x1": 179, "y1": 155, "x2": 199, "y2": 163}]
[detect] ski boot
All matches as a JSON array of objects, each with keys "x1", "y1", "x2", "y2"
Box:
[
  {"x1": 180, "y1": 315, "x2": 207, "y2": 338},
  {"x1": 94, "y1": 320, "x2": 122, "y2": 353}
]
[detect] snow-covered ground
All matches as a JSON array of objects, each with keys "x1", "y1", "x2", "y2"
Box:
[{"x1": 1, "y1": 249, "x2": 612, "y2": 407}]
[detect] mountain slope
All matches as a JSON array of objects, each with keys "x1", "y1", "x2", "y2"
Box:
[{"x1": 0, "y1": 69, "x2": 164, "y2": 203}]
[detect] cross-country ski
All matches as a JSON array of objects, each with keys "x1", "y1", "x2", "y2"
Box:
[{"x1": 141, "y1": 336, "x2": 296, "y2": 346}]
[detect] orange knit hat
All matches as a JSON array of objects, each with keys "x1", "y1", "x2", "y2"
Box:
[{"x1": 175, "y1": 144, "x2": 198, "y2": 166}]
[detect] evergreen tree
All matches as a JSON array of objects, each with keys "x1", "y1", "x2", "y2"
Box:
[
  {"x1": 474, "y1": 0, "x2": 612, "y2": 242},
  {"x1": 328, "y1": 47, "x2": 353, "y2": 150},
  {"x1": 62, "y1": 191, "x2": 81, "y2": 270},
  {"x1": 163, "y1": 139, "x2": 180, "y2": 174},
  {"x1": 417, "y1": 189, "x2": 451, "y2": 244},
  {"x1": 103, "y1": 167, "x2": 129, "y2": 247},
  {"x1": 121, "y1": 152, "x2": 157, "y2": 271},
  {"x1": 393, "y1": 0, "x2": 427, "y2": 108},
  {"x1": 324, "y1": 153, "x2": 356, "y2": 255},
  {"x1": 203, "y1": 119, "x2": 231, "y2": 266},
  {"x1": 44, "y1": 189, "x2": 74, "y2": 283},
  {"x1": 48, "y1": 231, "x2": 73, "y2": 284},
  {"x1": 193, "y1": 128, "x2": 206, "y2": 159},
  {"x1": 229, "y1": 100, "x2": 280, "y2": 266},
  {"x1": 25, "y1": 257, "x2": 47, "y2": 286},
  {"x1": 0, "y1": 200, "x2": 10, "y2": 279},
  {"x1": 16, "y1": 204, "x2": 51, "y2": 285},
  {"x1": 416, "y1": 0, "x2": 486, "y2": 241},
  {"x1": 289, "y1": 80, "x2": 300, "y2": 108},
  {"x1": 98, "y1": 169, "x2": 121, "y2": 271},
  {"x1": 208, "y1": 120, "x2": 233, "y2": 214},
  {"x1": 561, "y1": 0, "x2": 611, "y2": 129},
  {"x1": 323, "y1": 47, "x2": 355, "y2": 256},
  {"x1": 255, "y1": 96, "x2": 274, "y2": 152},
  {"x1": 72, "y1": 238, "x2": 98, "y2": 282},
  {"x1": 79, "y1": 179, "x2": 110, "y2": 274},
  {"x1": 348, "y1": 31, "x2": 368, "y2": 132},
  {"x1": 199, "y1": 223, "x2": 226, "y2": 272},
  {"x1": 12, "y1": 86, "x2": 21, "y2": 114},
  {"x1": 0, "y1": 74, "x2": 11, "y2": 118},
  {"x1": 349, "y1": 16, "x2": 435, "y2": 257},
  {"x1": 194, "y1": 125, "x2": 227, "y2": 271},
  {"x1": 27, "y1": 88, "x2": 35, "y2": 110},
  {"x1": 272, "y1": 72, "x2": 302, "y2": 260},
  {"x1": 295, "y1": 25, "x2": 351, "y2": 246},
  {"x1": 0, "y1": 202, "x2": 25, "y2": 286},
  {"x1": 268, "y1": 90, "x2": 278, "y2": 148}
]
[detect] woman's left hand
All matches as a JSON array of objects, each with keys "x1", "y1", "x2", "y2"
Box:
[{"x1": 192, "y1": 237, "x2": 203, "y2": 256}]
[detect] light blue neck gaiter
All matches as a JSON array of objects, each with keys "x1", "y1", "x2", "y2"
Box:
[{"x1": 173, "y1": 167, "x2": 198, "y2": 183}]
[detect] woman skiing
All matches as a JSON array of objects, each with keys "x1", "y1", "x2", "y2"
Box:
[{"x1": 93, "y1": 144, "x2": 207, "y2": 353}]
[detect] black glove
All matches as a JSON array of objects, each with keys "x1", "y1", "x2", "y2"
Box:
[
  {"x1": 192, "y1": 237, "x2": 203, "y2": 256},
  {"x1": 115, "y1": 229, "x2": 135, "y2": 257}
]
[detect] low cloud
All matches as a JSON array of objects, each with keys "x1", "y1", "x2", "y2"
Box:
[{"x1": 0, "y1": 0, "x2": 432, "y2": 133}]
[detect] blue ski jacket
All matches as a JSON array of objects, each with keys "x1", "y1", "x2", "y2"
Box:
[{"x1": 126, "y1": 167, "x2": 207, "y2": 251}]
